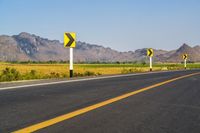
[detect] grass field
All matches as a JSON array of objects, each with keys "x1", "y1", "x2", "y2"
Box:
[{"x1": 0, "y1": 62, "x2": 200, "y2": 82}]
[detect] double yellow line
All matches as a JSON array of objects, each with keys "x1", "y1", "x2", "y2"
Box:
[{"x1": 13, "y1": 72, "x2": 200, "y2": 133}]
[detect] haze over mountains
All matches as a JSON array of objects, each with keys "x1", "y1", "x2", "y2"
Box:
[{"x1": 0, "y1": 32, "x2": 199, "y2": 62}]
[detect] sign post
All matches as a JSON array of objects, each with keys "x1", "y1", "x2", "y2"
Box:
[
  {"x1": 64, "y1": 32, "x2": 76, "y2": 78},
  {"x1": 184, "y1": 59, "x2": 186, "y2": 69},
  {"x1": 147, "y1": 48, "x2": 154, "y2": 71},
  {"x1": 69, "y1": 47, "x2": 73, "y2": 77},
  {"x1": 182, "y1": 54, "x2": 188, "y2": 69},
  {"x1": 150, "y1": 56, "x2": 152, "y2": 71}
]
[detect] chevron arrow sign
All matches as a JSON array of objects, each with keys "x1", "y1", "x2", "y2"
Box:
[
  {"x1": 182, "y1": 54, "x2": 188, "y2": 60},
  {"x1": 64, "y1": 32, "x2": 76, "y2": 48},
  {"x1": 147, "y1": 48, "x2": 153, "y2": 57}
]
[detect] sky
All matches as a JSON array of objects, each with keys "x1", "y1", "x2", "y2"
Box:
[{"x1": 0, "y1": 0, "x2": 200, "y2": 51}]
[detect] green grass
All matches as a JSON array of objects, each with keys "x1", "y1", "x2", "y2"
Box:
[{"x1": 0, "y1": 62, "x2": 199, "y2": 82}]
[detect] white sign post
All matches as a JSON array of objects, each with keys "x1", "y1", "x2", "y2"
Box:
[
  {"x1": 150, "y1": 56, "x2": 152, "y2": 71},
  {"x1": 147, "y1": 48, "x2": 153, "y2": 71},
  {"x1": 64, "y1": 32, "x2": 76, "y2": 78},
  {"x1": 69, "y1": 47, "x2": 73, "y2": 77},
  {"x1": 184, "y1": 59, "x2": 187, "y2": 69},
  {"x1": 182, "y1": 54, "x2": 187, "y2": 70}
]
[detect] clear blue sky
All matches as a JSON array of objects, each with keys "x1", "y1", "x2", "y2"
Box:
[{"x1": 0, "y1": 0, "x2": 200, "y2": 51}]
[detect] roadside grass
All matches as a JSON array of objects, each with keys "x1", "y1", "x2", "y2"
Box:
[{"x1": 0, "y1": 62, "x2": 199, "y2": 82}]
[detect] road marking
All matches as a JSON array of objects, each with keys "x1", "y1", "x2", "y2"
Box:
[
  {"x1": 0, "y1": 70, "x2": 192, "y2": 91},
  {"x1": 12, "y1": 72, "x2": 200, "y2": 133}
]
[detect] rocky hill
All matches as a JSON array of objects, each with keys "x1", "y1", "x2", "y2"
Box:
[
  {"x1": 0, "y1": 32, "x2": 199, "y2": 62},
  {"x1": 155, "y1": 43, "x2": 200, "y2": 62}
]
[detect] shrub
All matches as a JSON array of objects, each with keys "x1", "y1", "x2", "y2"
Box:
[
  {"x1": 84, "y1": 71, "x2": 95, "y2": 76},
  {"x1": 121, "y1": 69, "x2": 129, "y2": 74},
  {"x1": 73, "y1": 72, "x2": 84, "y2": 77},
  {"x1": 96, "y1": 72, "x2": 102, "y2": 76},
  {"x1": 23, "y1": 70, "x2": 39, "y2": 80},
  {"x1": 49, "y1": 72, "x2": 60, "y2": 78},
  {"x1": 141, "y1": 61, "x2": 146, "y2": 66},
  {"x1": 30, "y1": 70, "x2": 37, "y2": 75},
  {"x1": 0, "y1": 67, "x2": 21, "y2": 81}
]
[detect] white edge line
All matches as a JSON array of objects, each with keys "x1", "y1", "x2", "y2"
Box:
[{"x1": 0, "y1": 70, "x2": 188, "y2": 91}]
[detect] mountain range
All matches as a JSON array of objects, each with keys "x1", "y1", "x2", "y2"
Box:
[{"x1": 0, "y1": 32, "x2": 199, "y2": 62}]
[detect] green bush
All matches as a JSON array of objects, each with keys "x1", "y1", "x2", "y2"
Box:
[
  {"x1": 61, "y1": 73, "x2": 68, "y2": 78},
  {"x1": 30, "y1": 70, "x2": 37, "y2": 75},
  {"x1": 0, "y1": 67, "x2": 21, "y2": 81},
  {"x1": 23, "y1": 70, "x2": 40, "y2": 80},
  {"x1": 84, "y1": 71, "x2": 95, "y2": 76},
  {"x1": 74, "y1": 71, "x2": 101, "y2": 77},
  {"x1": 121, "y1": 69, "x2": 130, "y2": 74},
  {"x1": 73, "y1": 72, "x2": 84, "y2": 77},
  {"x1": 96, "y1": 72, "x2": 102, "y2": 76},
  {"x1": 49, "y1": 72, "x2": 60, "y2": 78}
]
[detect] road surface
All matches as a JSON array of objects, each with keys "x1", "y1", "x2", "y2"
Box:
[{"x1": 0, "y1": 70, "x2": 200, "y2": 133}]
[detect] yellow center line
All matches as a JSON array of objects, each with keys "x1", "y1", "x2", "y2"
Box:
[{"x1": 13, "y1": 72, "x2": 200, "y2": 133}]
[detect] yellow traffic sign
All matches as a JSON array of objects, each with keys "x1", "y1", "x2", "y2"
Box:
[
  {"x1": 182, "y1": 54, "x2": 188, "y2": 60},
  {"x1": 64, "y1": 32, "x2": 76, "y2": 48},
  {"x1": 147, "y1": 48, "x2": 153, "y2": 57}
]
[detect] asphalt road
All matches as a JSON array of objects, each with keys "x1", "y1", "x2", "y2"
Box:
[{"x1": 0, "y1": 70, "x2": 200, "y2": 133}]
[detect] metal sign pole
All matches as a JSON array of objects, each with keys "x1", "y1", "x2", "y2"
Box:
[
  {"x1": 150, "y1": 56, "x2": 152, "y2": 71},
  {"x1": 69, "y1": 47, "x2": 73, "y2": 77}
]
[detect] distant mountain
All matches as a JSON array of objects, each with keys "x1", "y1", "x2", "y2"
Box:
[
  {"x1": 156, "y1": 44, "x2": 200, "y2": 62},
  {"x1": 168, "y1": 44, "x2": 200, "y2": 62},
  {"x1": 0, "y1": 32, "x2": 199, "y2": 62}
]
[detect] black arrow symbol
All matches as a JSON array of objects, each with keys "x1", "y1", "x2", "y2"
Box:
[
  {"x1": 184, "y1": 55, "x2": 187, "y2": 59},
  {"x1": 149, "y1": 49, "x2": 152, "y2": 56},
  {"x1": 65, "y1": 33, "x2": 75, "y2": 47}
]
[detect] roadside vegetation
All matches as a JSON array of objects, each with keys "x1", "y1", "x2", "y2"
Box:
[{"x1": 0, "y1": 62, "x2": 199, "y2": 82}]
